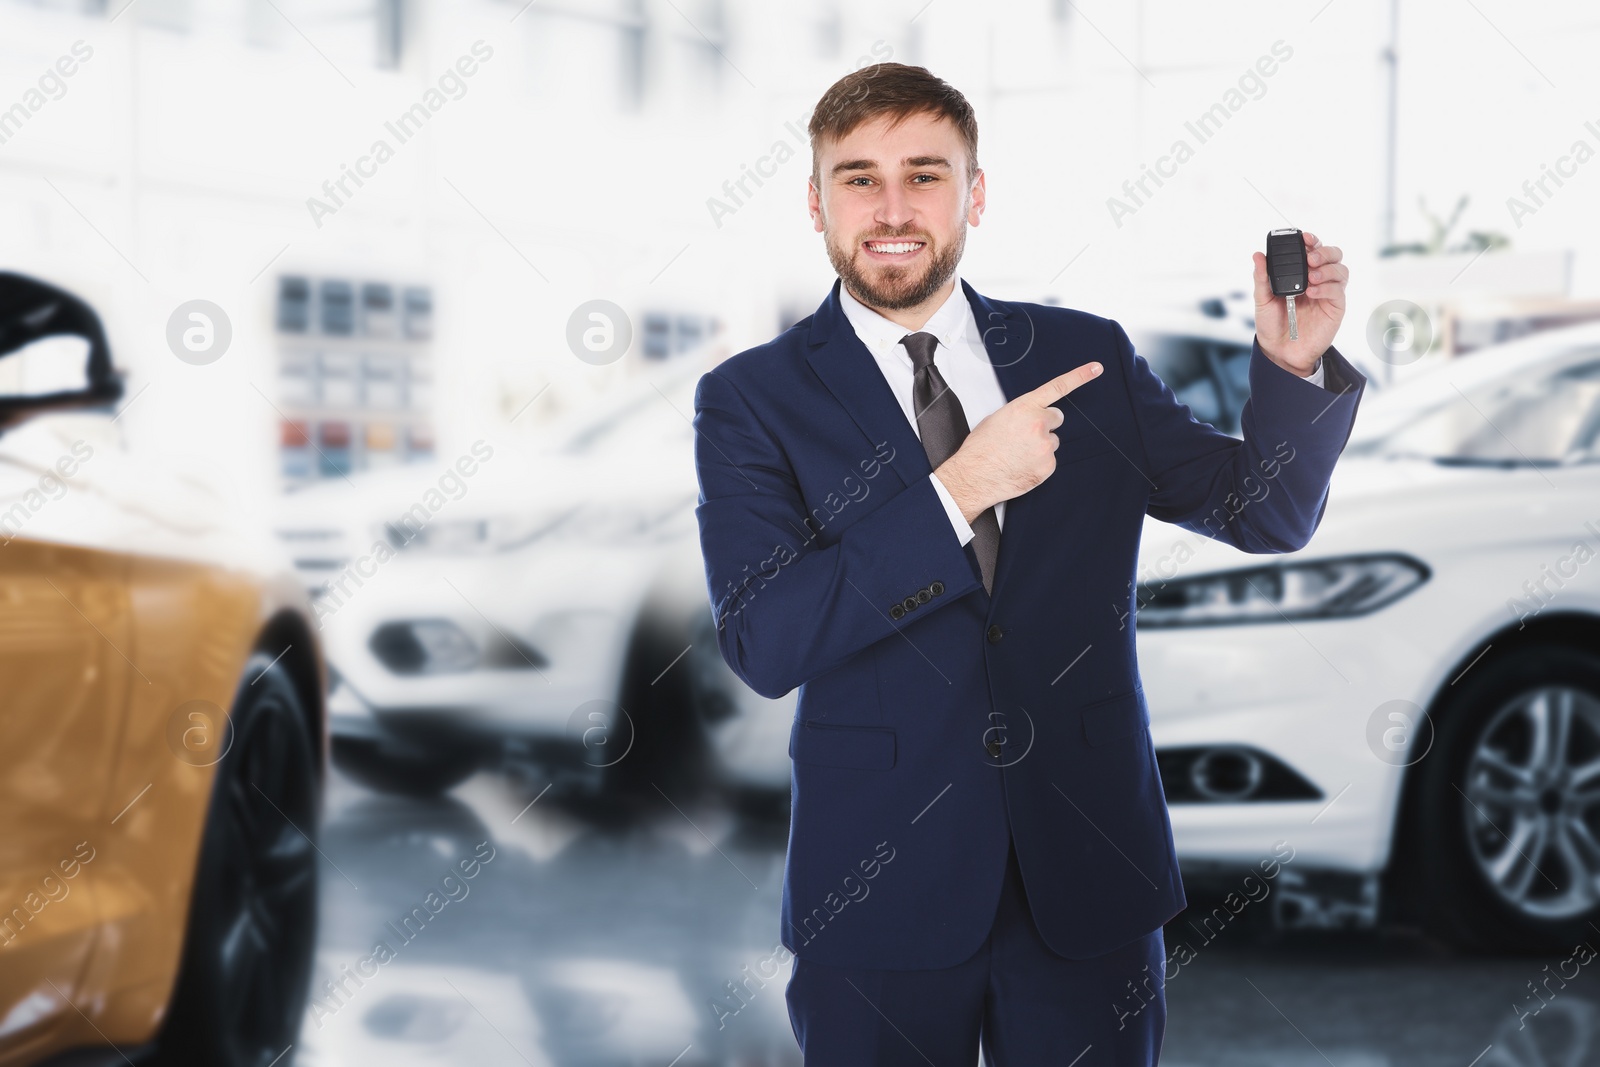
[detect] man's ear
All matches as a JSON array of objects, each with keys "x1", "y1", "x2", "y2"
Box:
[
  {"x1": 967, "y1": 168, "x2": 986, "y2": 227},
  {"x1": 808, "y1": 177, "x2": 824, "y2": 233}
]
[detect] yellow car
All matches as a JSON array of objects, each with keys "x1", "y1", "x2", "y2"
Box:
[{"x1": 0, "y1": 272, "x2": 327, "y2": 1066}]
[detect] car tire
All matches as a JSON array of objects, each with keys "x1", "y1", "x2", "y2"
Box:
[
  {"x1": 331, "y1": 735, "x2": 480, "y2": 797},
  {"x1": 153, "y1": 653, "x2": 321, "y2": 1066},
  {"x1": 604, "y1": 606, "x2": 716, "y2": 804},
  {"x1": 1410, "y1": 643, "x2": 1600, "y2": 953}
]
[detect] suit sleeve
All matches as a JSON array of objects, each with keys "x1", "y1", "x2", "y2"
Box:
[
  {"x1": 1117, "y1": 322, "x2": 1367, "y2": 553},
  {"x1": 693, "y1": 369, "x2": 984, "y2": 699}
]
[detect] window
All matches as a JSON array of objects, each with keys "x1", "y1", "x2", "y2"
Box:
[
  {"x1": 366, "y1": 422, "x2": 400, "y2": 468},
  {"x1": 319, "y1": 351, "x2": 359, "y2": 407},
  {"x1": 402, "y1": 287, "x2": 432, "y2": 340},
  {"x1": 280, "y1": 420, "x2": 312, "y2": 480},
  {"x1": 363, "y1": 354, "x2": 403, "y2": 409},
  {"x1": 278, "y1": 277, "x2": 310, "y2": 333},
  {"x1": 319, "y1": 280, "x2": 354, "y2": 336},
  {"x1": 279, "y1": 350, "x2": 317, "y2": 405},
  {"x1": 361, "y1": 283, "x2": 395, "y2": 337},
  {"x1": 317, "y1": 421, "x2": 352, "y2": 477}
]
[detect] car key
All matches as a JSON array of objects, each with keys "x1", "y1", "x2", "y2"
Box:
[{"x1": 1265, "y1": 227, "x2": 1309, "y2": 341}]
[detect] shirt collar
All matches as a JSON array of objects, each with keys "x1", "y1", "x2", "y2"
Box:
[{"x1": 838, "y1": 274, "x2": 972, "y2": 366}]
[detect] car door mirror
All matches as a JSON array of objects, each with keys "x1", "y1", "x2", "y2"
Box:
[{"x1": 0, "y1": 271, "x2": 123, "y2": 431}]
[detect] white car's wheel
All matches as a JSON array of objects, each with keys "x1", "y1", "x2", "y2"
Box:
[
  {"x1": 1411, "y1": 644, "x2": 1600, "y2": 952},
  {"x1": 682, "y1": 608, "x2": 790, "y2": 817},
  {"x1": 605, "y1": 606, "x2": 717, "y2": 802}
]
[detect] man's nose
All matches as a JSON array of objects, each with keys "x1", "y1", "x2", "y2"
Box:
[{"x1": 874, "y1": 183, "x2": 915, "y2": 230}]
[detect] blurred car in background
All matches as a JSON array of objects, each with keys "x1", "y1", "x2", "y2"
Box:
[
  {"x1": 275, "y1": 360, "x2": 794, "y2": 810},
  {"x1": 1123, "y1": 301, "x2": 1259, "y2": 438},
  {"x1": 1137, "y1": 320, "x2": 1600, "y2": 952},
  {"x1": 0, "y1": 273, "x2": 327, "y2": 1066},
  {"x1": 281, "y1": 314, "x2": 1267, "y2": 816}
]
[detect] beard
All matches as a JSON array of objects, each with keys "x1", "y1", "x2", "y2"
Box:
[{"x1": 826, "y1": 220, "x2": 966, "y2": 312}]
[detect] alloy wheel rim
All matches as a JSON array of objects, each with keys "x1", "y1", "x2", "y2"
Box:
[{"x1": 1463, "y1": 684, "x2": 1600, "y2": 920}]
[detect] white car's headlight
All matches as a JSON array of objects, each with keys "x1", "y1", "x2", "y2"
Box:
[
  {"x1": 367, "y1": 618, "x2": 550, "y2": 674},
  {"x1": 1135, "y1": 554, "x2": 1429, "y2": 628},
  {"x1": 381, "y1": 513, "x2": 571, "y2": 554},
  {"x1": 369, "y1": 619, "x2": 481, "y2": 674}
]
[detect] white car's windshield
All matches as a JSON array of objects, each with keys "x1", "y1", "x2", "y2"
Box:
[{"x1": 1349, "y1": 353, "x2": 1600, "y2": 466}]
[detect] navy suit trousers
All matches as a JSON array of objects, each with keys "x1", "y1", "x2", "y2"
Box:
[{"x1": 785, "y1": 832, "x2": 1168, "y2": 1065}]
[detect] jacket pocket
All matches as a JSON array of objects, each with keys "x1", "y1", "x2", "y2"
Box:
[
  {"x1": 1080, "y1": 687, "x2": 1150, "y2": 747},
  {"x1": 1056, "y1": 432, "x2": 1117, "y2": 466},
  {"x1": 790, "y1": 719, "x2": 897, "y2": 770}
]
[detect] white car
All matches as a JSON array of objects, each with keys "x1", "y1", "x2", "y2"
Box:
[
  {"x1": 275, "y1": 359, "x2": 795, "y2": 806},
  {"x1": 1137, "y1": 321, "x2": 1600, "y2": 951}
]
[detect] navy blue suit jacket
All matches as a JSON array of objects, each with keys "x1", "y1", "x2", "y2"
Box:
[{"x1": 692, "y1": 278, "x2": 1367, "y2": 970}]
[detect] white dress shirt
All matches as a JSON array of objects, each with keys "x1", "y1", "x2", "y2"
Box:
[
  {"x1": 839, "y1": 276, "x2": 1007, "y2": 547},
  {"x1": 837, "y1": 277, "x2": 1326, "y2": 547}
]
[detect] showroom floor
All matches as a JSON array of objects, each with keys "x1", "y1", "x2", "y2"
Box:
[{"x1": 293, "y1": 769, "x2": 1590, "y2": 1067}]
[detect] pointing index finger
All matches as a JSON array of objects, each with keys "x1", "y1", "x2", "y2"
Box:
[{"x1": 1028, "y1": 361, "x2": 1102, "y2": 405}]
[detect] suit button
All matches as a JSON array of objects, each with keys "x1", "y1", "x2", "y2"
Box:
[
  {"x1": 986, "y1": 739, "x2": 1003, "y2": 757},
  {"x1": 916, "y1": 588, "x2": 932, "y2": 605},
  {"x1": 987, "y1": 624, "x2": 1004, "y2": 644},
  {"x1": 890, "y1": 604, "x2": 905, "y2": 620},
  {"x1": 903, "y1": 596, "x2": 919, "y2": 613},
  {"x1": 930, "y1": 581, "x2": 945, "y2": 596}
]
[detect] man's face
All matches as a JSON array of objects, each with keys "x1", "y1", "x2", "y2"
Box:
[{"x1": 808, "y1": 110, "x2": 984, "y2": 311}]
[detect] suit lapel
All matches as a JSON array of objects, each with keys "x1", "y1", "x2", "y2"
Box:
[
  {"x1": 960, "y1": 280, "x2": 1051, "y2": 606},
  {"x1": 804, "y1": 279, "x2": 930, "y2": 494},
  {"x1": 804, "y1": 278, "x2": 1053, "y2": 607}
]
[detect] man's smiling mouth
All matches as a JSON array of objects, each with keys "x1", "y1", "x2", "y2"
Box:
[{"x1": 863, "y1": 240, "x2": 926, "y2": 258}]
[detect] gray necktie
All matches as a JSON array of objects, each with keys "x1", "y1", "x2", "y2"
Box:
[{"x1": 900, "y1": 331, "x2": 1000, "y2": 594}]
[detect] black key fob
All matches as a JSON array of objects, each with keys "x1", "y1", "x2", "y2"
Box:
[{"x1": 1266, "y1": 228, "x2": 1308, "y2": 297}]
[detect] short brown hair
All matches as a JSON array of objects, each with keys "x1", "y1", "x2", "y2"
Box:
[{"x1": 808, "y1": 63, "x2": 979, "y2": 185}]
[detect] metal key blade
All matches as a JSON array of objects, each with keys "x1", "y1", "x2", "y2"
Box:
[{"x1": 1286, "y1": 294, "x2": 1299, "y2": 341}]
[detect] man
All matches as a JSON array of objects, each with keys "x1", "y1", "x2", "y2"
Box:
[{"x1": 692, "y1": 63, "x2": 1364, "y2": 1065}]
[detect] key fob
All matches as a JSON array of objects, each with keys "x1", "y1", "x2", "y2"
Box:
[{"x1": 1266, "y1": 228, "x2": 1308, "y2": 297}]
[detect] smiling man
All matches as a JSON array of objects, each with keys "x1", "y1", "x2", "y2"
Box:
[{"x1": 692, "y1": 63, "x2": 1366, "y2": 1065}]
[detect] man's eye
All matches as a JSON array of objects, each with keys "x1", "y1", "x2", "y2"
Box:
[
  {"x1": 848, "y1": 176, "x2": 874, "y2": 186},
  {"x1": 911, "y1": 174, "x2": 938, "y2": 184}
]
